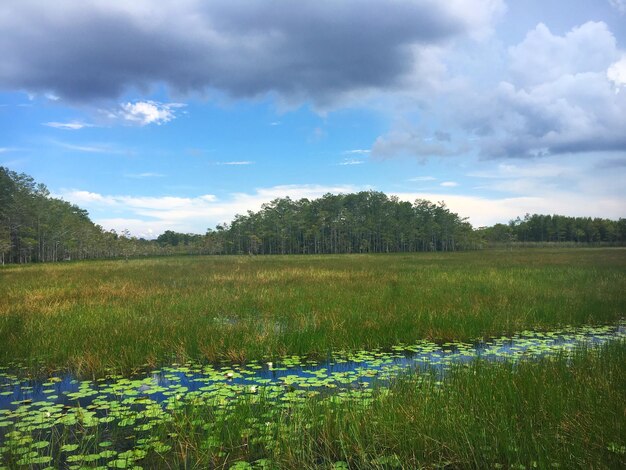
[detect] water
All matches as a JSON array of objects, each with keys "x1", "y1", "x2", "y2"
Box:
[{"x1": 1, "y1": 322, "x2": 624, "y2": 413}]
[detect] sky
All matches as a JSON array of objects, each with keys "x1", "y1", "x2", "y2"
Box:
[{"x1": 1, "y1": 0, "x2": 625, "y2": 238}]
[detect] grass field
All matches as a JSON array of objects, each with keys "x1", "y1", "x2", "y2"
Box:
[
  {"x1": 1, "y1": 248, "x2": 625, "y2": 468},
  {"x1": 1, "y1": 248, "x2": 625, "y2": 376}
]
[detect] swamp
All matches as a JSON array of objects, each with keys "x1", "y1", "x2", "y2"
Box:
[{"x1": 0, "y1": 249, "x2": 625, "y2": 469}]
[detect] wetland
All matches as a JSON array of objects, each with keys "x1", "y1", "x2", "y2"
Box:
[{"x1": 1, "y1": 249, "x2": 625, "y2": 468}]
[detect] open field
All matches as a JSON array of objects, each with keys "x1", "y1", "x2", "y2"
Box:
[{"x1": 1, "y1": 248, "x2": 625, "y2": 376}]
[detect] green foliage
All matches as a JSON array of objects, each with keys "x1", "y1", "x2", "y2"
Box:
[
  {"x1": 156, "y1": 230, "x2": 203, "y2": 247},
  {"x1": 0, "y1": 166, "x2": 110, "y2": 264},
  {"x1": 478, "y1": 213, "x2": 626, "y2": 244},
  {"x1": 206, "y1": 192, "x2": 477, "y2": 255}
]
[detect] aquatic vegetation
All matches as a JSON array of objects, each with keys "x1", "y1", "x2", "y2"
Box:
[{"x1": 0, "y1": 325, "x2": 624, "y2": 468}]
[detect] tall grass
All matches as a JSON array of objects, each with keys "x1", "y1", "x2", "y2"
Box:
[
  {"x1": 141, "y1": 340, "x2": 626, "y2": 469},
  {"x1": 1, "y1": 248, "x2": 624, "y2": 376}
]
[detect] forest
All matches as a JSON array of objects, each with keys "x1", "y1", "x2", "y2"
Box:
[
  {"x1": 1, "y1": 166, "x2": 624, "y2": 264},
  {"x1": 478, "y1": 214, "x2": 626, "y2": 245}
]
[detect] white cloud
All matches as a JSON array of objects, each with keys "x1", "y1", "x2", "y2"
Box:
[
  {"x1": 95, "y1": 218, "x2": 173, "y2": 239},
  {"x1": 460, "y1": 22, "x2": 626, "y2": 158},
  {"x1": 373, "y1": 21, "x2": 626, "y2": 160},
  {"x1": 607, "y1": 56, "x2": 626, "y2": 90},
  {"x1": 113, "y1": 101, "x2": 184, "y2": 126},
  {"x1": 43, "y1": 121, "x2": 92, "y2": 130},
  {"x1": 466, "y1": 156, "x2": 626, "y2": 218},
  {"x1": 508, "y1": 22, "x2": 618, "y2": 87},
  {"x1": 339, "y1": 159, "x2": 365, "y2": 166},
  {"x1": 63, "y1": 190, "x2": 118, "y2": 205},
  {"x1": 217, "y1": 161, "x2": 254, "y2": 166},
  {"x1": 440, "y1": 181, "x2": 458, "y2": 187},
  {"x1": 344, "y1": 149, "x2": 370, "y2": 155},
  {"x1": 446, "y1": 0, "x2": 506, "y2": 39},
  {"x1": 390, "y1": 191, "x2": 625, "y2": 228}
]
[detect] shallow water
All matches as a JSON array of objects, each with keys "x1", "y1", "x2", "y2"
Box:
[
  {"x1": 1, "y1": 322, "x2": 624, "y2": 413},
  {"x1": 1, "y1": 323, "x2": 625, "y2": 468}
]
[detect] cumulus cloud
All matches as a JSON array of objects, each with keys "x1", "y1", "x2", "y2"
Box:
[
  {"x1": 475, "y1": 22, "x2": 626, "y2": 157},
  {"x1": 508, "y1": 22, "x2": 618, "y2": 87},
  {"x1": 607, "y1": 56, "x2": 626, "y2": 90},
  {"x1": 451, "y1": 22, "x2": 626, "y2": 159},
  {"x1": 372, "y1": 21, "x2": 626, "y2": 160},
  {"x1": 476, "y1": 78, "x2": 626, "y2": 157},
  {"x1": 0, "y1": 0, "x2": 503, "y2": 107},
  {"x1": 110, "y1": 101, "x2": 183, "y2": 126}
]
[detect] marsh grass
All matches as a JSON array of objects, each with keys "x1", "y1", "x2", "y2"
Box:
[
  {"x1": 0, "y1": 332, "x2": 624, "y2": 468},
  {"x1": 3, "y1": 341, "x2": 618, "y2": 469},
  {"x1": 145, "y1": 341, "x2": 626, "y2": 469},
  {"x1": 1, "y1": 248, "x2": 624, "y2": 376}
]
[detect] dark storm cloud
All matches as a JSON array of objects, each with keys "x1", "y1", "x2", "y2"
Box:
[{"x1": 0, "y1": 0, "x2": 492, "y2": 105}]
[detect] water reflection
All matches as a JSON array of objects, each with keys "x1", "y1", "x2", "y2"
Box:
[{"x1": 1, "y1": 323, "x2": 624, "y2": 413}]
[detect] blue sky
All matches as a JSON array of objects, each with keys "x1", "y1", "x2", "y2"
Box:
[{"x1": 1, "y1": 0, "x2": 625, "y2": 237}]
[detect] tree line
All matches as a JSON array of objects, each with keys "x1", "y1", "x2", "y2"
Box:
[
  {"x1": 205, "y1": 192, "x2": 477, "y2": 255},
  {"x1": 0, "y1": 166, "x2": 142, "y2": 263},
  {"x1": 1, "y1": 166, "x2": 624, "y2": 264},
  {"x1": 478, "y1": 214, "x2": 626, "y2": 245}
]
